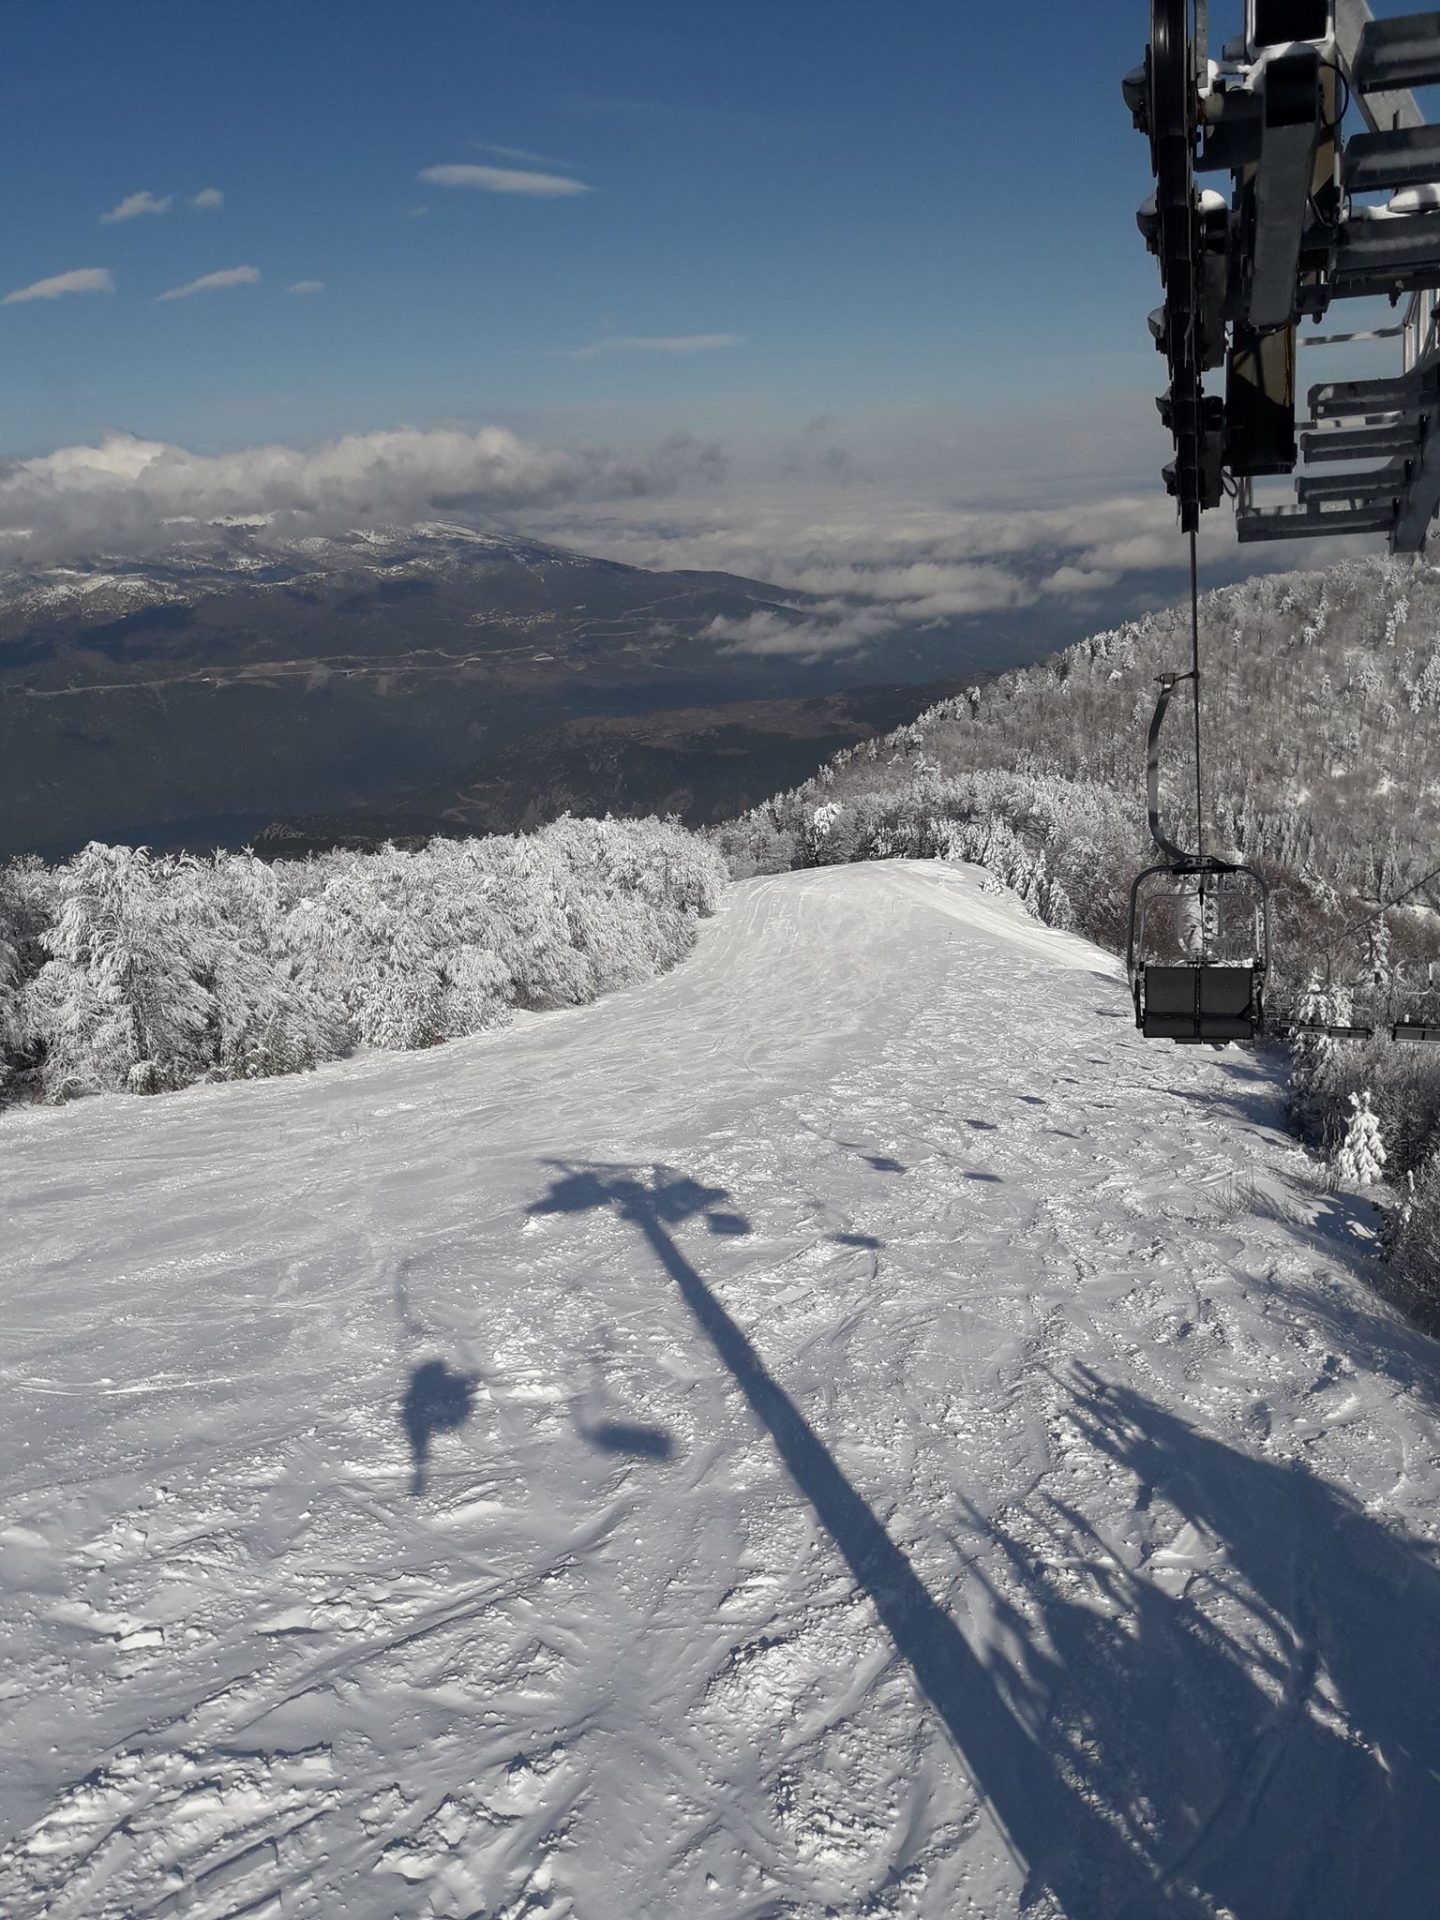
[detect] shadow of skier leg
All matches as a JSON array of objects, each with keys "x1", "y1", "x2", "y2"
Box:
[{"x1": 400, "y1": 1357, "x2": 478, "y2": 1495}]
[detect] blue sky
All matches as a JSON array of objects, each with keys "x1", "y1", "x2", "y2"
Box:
[
  {"x1": 0, "y1": 0, "x2": 1414, "y2": 627},
  {"x1": 0, "y1": 0, "x2": 1164, "y2": 461}
]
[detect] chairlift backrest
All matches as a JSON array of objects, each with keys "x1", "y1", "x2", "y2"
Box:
[{"x1": 1128, "y1": 858, "x2": 1271, "y2": 1044}]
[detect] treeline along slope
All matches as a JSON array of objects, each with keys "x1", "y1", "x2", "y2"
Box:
[{"x1": 717, "y1": 554, "x2": 1440, "y2": 1009}]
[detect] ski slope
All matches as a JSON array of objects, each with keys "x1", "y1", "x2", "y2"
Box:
[{"x1": 2, "y1": 860, "x2": 1438, "y2": 1920}]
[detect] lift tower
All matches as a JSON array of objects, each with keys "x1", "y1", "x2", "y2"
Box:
[{"x1": 1126, "y1": 0, "x2": 1440, "y2": 549}]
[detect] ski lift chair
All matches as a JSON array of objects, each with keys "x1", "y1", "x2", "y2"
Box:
[{"x1": 1128, "y1": 859, "x2": 1271, "y2": 1044}]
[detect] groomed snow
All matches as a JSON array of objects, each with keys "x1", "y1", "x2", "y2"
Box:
[{"x1": 1, "y1": 860, "x2": 1437, "y2": 1919}]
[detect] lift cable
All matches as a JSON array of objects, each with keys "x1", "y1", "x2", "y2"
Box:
[
  {"x1": 1321, "y1": 853, "x2": 1440, "y2": 984},
  {"x1": 1188, "y1": 527, "x2": 1205, "y2": 872},
  {"x1": 1124, "y1": 0, "x2": 1440, "y2": 1047}
]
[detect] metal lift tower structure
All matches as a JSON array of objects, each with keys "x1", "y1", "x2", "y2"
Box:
[
  {"x1": 1123, "y1": 2, "x2": 1440, "y2": 1043},
  {"x1": 1127, "y1": 0, "x2": 1440, "y2": 549}
]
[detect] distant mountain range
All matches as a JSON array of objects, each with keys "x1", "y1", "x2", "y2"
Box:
[{"x1": 0, "y1": 522, "x2": 1020, "y2": 859}]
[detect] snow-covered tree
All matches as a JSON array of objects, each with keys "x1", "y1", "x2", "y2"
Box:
[
  {"x1": 27, "y1": 844, "x2": 217, "y2": 1098},
  {"x1": 1287, "y1": 975, "x2": 1352, "y2": 1145},
  {"x1": 2, "y1": 815, "x2": 725, "y2": 1107},
  {"x1": 803, "y1": 800, "x2": 844, "y2": 866},
  {"x1": 1336, "y1": 1089, "x2": 1387, "y2": 1187},
  {"x1": 1362, "y1": 911, "x2": 1393, "y2": 994},
  {"x1": 1388, "y1": 1151, "x2": 1440, "y2": 1330}
]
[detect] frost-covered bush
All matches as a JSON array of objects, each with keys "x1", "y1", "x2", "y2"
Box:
[
  {"x1": 1289, "y1": 1020, "x2": 1440, "y2": 1181},
  {"x1": 3, "y1": 814, "x2": 724, "y2": 1107},
  {"x1": 1387, "y1": 1156, "x2": 1440, "y2": 1333},
  {"x1": 711, "y1": 767, "x2": 1138, "y2": 951},
  {"x1": 0, "y1": 857, "x2": 58, "y2": 1093}
]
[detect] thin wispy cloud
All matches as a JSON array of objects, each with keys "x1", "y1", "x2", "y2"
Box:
[
  {"x1": 477, "y1": 142, "x2": 571, "y2": 168},
  {"x1": 570, "y1": 333, "x2": 746, "y2": 359},
  {"x1": 188, "y1": 187, "x2": 224, "y2": 211},
  {"x1": 288, "y1": 280, "x2": 324, "y2": 295},
  {"x1": 418, "y1": 163, "x2": 590, "y2": 198},
  {"x1": 157, "y1": 265, "x2": 260, "y2": 302},
  {"x1": 101, "y1": 190, "x2": 173, "y2": 223},
  {"x1": 3, "y1": 267, "x2": 115, "y2": 305}
]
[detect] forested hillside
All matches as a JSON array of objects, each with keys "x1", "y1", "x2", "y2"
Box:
[{"x1": 716, "y1": 555, "x2": 1440, "y2": 1011}]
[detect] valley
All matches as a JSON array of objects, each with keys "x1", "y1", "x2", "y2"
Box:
[{"x1": 0, "y1": 524, "x2": 998, "y2": 857}]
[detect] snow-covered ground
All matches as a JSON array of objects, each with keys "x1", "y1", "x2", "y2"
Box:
[{"x1": 2, "y1": 861, "x2": 1438, "y2": 1920}]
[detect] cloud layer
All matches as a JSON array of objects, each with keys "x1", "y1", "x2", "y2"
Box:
[
  {"x1": 0, "y1": 426, "x2": 724, "y2": 564},
  {"x1": 418, "y1": 163, "x2": 590, "y2": 197},
  {"x1": 2, "y1": 267, "x2": 114, "y2": 305},
  {"x1": 523, "y1": 488, "x2": 1335, "y2": 656},
  {"x1": 0, "y1": 419, "x2": 1333, "y2": 654}
]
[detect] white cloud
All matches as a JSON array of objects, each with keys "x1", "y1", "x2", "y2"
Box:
[
  {"x1": 519, "y1": 483, "x2": 1331, "y2": 628},
  {"x1": 188, "y1": 187, "x2": 224, "y2": 211},
  {"x1": 570, "y1": 333, "x2": 746, "y2": 360},
  {"x1": 1040, "y1": 564, "x2": 1122, "y2": 596},
  {"x1": 704, "y1": 604, "x2": 902, "y2": 660},
  {"x1": 101, "y1": 190, "x2": 173, "y2": 223},
  {"x1": 287, "y1": 279, "x2": 324, "y2": 295},
  {"x1": 777, "y1": 560, "x2": 1032, "y2": 617},
  {"x1": 0, "y1": 425, "x2": 724, "y2": 564},
  {"x1": 2, "y1": 267, "x2": 115, "y2": 305},
  {"x1": 0, "y1": 416, "x2": 1333, "y2": 618},
  {"x1": 418, "y1": 162, "x2": 590, "y2": 197},
  {"x1": 157, "y1": 265, "x2": 261, "y2": 302}
]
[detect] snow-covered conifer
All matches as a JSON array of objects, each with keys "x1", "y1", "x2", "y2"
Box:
[
  {"x1": 1336, "y1": 1089, "x2": 1387, "y2": 1187},
  {"x1": 28, "y1": 844, "x2": 217, "y2": 1098}
]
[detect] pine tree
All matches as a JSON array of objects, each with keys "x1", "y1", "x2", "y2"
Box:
[
  {"x1": 29, "y1": 843, "x2": 217, "y2": 1098},
  {"x1": 1287, "y1": 975, "x2": 1352, "y2": 1147},
  {"x1": 1363, "y1": 912, "x2": 1393, "y2": 995},
  {"x1": 1336, "y1": 1089, "x2": 1388, "y2": 1187}
]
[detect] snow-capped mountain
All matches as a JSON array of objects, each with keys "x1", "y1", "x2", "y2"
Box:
[{"x1": 2, "y1": 860, "x2": 1436, "y2": 1918}]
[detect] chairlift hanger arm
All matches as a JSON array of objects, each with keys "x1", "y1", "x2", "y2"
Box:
[{"x1": 1147, "y1": 671, "x2": 1198, "y2": 864}]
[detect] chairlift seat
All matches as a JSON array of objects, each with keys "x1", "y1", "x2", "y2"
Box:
[{"x1": 1138, "y1": 964, "x2": 1263, "y2": 1042}]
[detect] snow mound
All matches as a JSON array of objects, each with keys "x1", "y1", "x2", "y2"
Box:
[{"x1": 2, "y1": 860, "x2": 1437, "y2": 1920}]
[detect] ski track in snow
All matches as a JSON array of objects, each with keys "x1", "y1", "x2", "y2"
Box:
[{"x1": 1, "y1": 859, "x2": 1438, "y2": 1919}]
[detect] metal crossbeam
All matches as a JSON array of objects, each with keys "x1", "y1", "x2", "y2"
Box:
[
  {"x1": 1309, "y1": 371, "x2": 1439, "y2": 416},
  {"x1": 1235, "y1": 499, "x2": 1398, "y2": 539},
  {"x1": 1301, "y1": 423, "x2": 1421, "y2": 459},
  {"x1": 1350, "y1": 7, "x2": 1440, "y2": 95},
  {"x1": 1337, "y1": 209, "x2": 1440, "y2": 277},
  {"x1": 1297, "y1": 462, "x2": 1408, "y2": 501},
  {"x1": 1344, "y1": 124, "x2": 1440, "y2": 190},
  {"x1": 1334, "y1": 0, "x2": 1426, "y2": 131}
]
